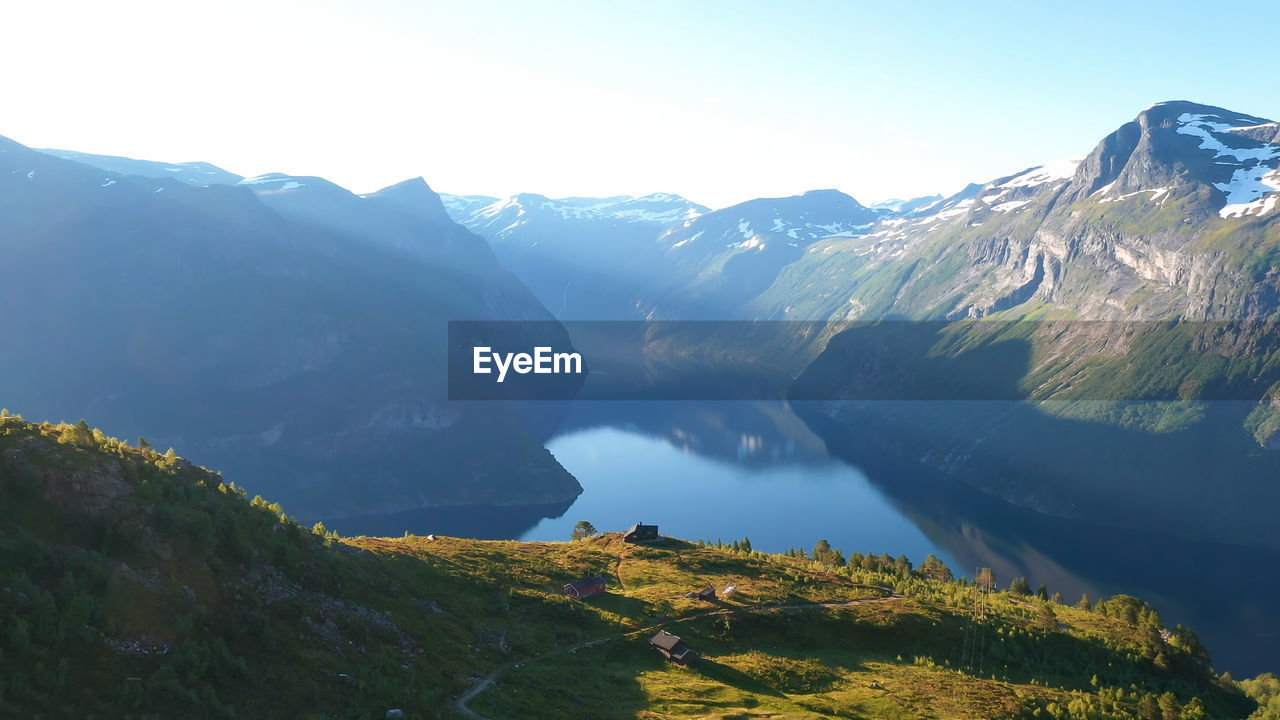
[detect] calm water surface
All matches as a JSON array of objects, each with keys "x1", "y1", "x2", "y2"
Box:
[{"x1": 526, "y1": 425, "x2": 958, "y2": 572}]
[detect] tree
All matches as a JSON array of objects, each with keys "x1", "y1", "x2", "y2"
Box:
[
  {"x1": 976, "y1": 567, "x2": 996, "y2": 591},
  {"x1": 61, "y1": 419, "x2": 95, "y2": 447},
  {"x1": 1036, "y1": 583, "x2": 1049, "y2": 601},
  {"x1": 813, "y1": 539, "x2": 836, "y2": 565},
  {"x1": 1078, "y1": 593, "x2": 1093, "y2": 611},
  {"x1": 1157, "y1": 691, "x2": 1181, "y2": 720},
  {"x1": 570, "y1": 520, "x2": 597, "y2": 541},
  {"x1": 1036, "y1": 603, "x2": 1057, "y2": 632},
  {"x1": 919, "y1": 554, "x2": 954, "y2": 582},
  {"x1": 895, "y1": 555, "x2": 913, "y2": 575},
  {"x1": 1009, "y1": 576, "x2": 1031, "y2": 595},
  {"x1": 1169, "y1": 624, "x2": 1210, "y2": 667}
]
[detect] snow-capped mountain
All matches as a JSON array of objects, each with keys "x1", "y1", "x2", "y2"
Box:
[
  {"x1": 753, "y1": 100, "x2": 1280, "y2": 324},
  {"x1": 661, "y1": 189, "x2": 879, "y2": 254},
  {"x1": 443, "y1": 192, "x2": 708, "y2": 240},
  {"x1": 782, "y1": 101, "x2": 1280, "y2": 555},
  {"x1": 645, "y1": 190, "x2": 883, "y2": 318},
  {"x1": 437, "y1": 192, "x2": 710, "y2": 319}
]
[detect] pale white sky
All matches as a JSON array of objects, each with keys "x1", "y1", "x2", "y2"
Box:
[{"x1": 3, "y1": 1, "x2": 1275, "y2": 208}]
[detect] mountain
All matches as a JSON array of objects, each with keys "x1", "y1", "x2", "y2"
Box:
[
  {"x1": 756, "y1": 101, "x2": 1279, "y2": 323},
  {"x1": 0, "y1": 414, "x2": 1261, "y2": 719},
  {"x1": 651, "y1": 189, "x2": 882, "y2": 318},
  {"x1": 442, "y1": 192, "x2": 709, "y2": 318},
  {"x1": 445, "y1": 188, "x2": 885, "y2": 320},
  {"x1": 772, "y1": 101, "x2": 1280, "y2": 549},
  {"x1": 1, "y1": 135, "x2": 581, "y2": 520},
  {"x1": 39, "y1": 148, "x2": 244, "y2": 186}
]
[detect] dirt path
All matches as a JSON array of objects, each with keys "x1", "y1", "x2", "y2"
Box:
[{"x1": 454, "y1": 590, "x2": 903, "y2": 719}]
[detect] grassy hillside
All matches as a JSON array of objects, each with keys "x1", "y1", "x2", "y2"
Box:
[{"x1": 0, "y1": 412, "x2": 1269, "y2": 719}]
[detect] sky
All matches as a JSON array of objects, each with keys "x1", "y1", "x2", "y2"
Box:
[{"x1": 3, "y1": 0, "x2": 1277, "y2": 209}]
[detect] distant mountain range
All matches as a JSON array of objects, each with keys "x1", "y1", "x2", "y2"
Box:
[
  {"x1": 10, "y1": 99, "x2": 1280, "y2": 549},
  {"x1": 444, "y1": 100, "x2": 1278, "y2": 324}
]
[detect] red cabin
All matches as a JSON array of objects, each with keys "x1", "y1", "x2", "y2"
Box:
[{"x1": 563, "y1": 575, "x2": 608, "y2": 599}]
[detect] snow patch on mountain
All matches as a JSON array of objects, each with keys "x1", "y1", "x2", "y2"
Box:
[
  {"x1": 239, "y1": 174, "x2": 305, "y2": 191},
  {"x1": 449, "y1": 193, "x2": 708, "y2": 236},
  {"x1": 1176, "y1": 112, "x2": 1280, "y2": 218},
  {"x1": 1000, "y1": 157, "x2": 1084, "y2": 188},
  {"x1": 981, "y1": 157, "x2": 1083, "y2": 205}
]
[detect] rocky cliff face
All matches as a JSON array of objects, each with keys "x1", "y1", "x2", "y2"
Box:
[{"x1": 752, "y1": 102, "x2": 1279, "y2": 327}]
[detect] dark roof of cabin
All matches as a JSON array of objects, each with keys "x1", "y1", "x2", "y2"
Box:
[
  {"x1": 565, "y1": 575, "x2": 607, "y2": 592},
  {"x1": 626, "y1": 523, "x2": 658, "y2": 534},
  {"x1": 697, "y1": 585, "x2": 715, "y2": 596},
  {"x1": 650, "y1": 630, "x2": 685, "y2": 651}
]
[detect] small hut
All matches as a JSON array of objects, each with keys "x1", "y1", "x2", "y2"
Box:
[
  {"x1": 649, "y1": 630, "x2": 696, "y2": 664},
  {"x1": 684, "y1": 585, "x2": 716, "y2": 601},
  {"x1": 563, "y1": 575, "x2": 608, "y2": 599},
  {"x1": 624, "y1": 523, "x2": 659, "y2": 543}
]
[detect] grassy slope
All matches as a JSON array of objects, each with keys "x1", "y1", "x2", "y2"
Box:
[{"x1": 0, "y1": 414, "x2": 1267, "y2": 719}]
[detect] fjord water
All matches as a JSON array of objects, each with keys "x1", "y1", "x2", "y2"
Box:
[
  {"x1": 529, "y1": 424, "x2": 957, "y2": 571},
  {"x1": 329, "y1": 400, "x2": 1280, "y2": 676}
]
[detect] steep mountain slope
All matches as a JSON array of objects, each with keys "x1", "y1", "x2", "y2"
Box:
[
  {"x1": 442, "y1": 192, "x2": 708, "y2": 319},
  {"x1": 0, "y1": 135, "x2": 580, "y2": 520},
  {"x1": 778, "y1": 101, "x2": 1280, "y2": 549},
  {"x1": 0, "y1": 415, "x2": 1260, "y2": 719}
]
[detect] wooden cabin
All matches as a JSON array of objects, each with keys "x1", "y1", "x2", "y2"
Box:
[
  {"x1": 563, "y1": 575, "x2": 607, "y2": 599},
  {"x1": 623, "y1": 522, "x2": 659, "y2": 543},
  {"x1": 649, "y1": 630, "x2": 696, "y2": 664},
  {"x1": 684, "y1": 585, "x2": 716, "y2": 601}
]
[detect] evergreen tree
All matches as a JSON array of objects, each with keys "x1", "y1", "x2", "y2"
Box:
[
  {"x1": 895, "y1": 555, "x2": 912, "y2": 575},
  {"x1": 813, "y1": 539, "x2": 834, "y2": 565},
  {"x1": 919, "y1": 554, "x2": 954, "y2": 582},
  {"x1": 1010, "y1": 576, "x2": 1031, "y2": 595},
  {"x1": 1036, "y1": 603, "x2": 1057, "y2": 632},
  {"x1": 1036, "y1": 583, "x2": 1049, "y2": 601},
  {"x1": 1079, "y1": 593, "x2": 1093, "y2": 611}
]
